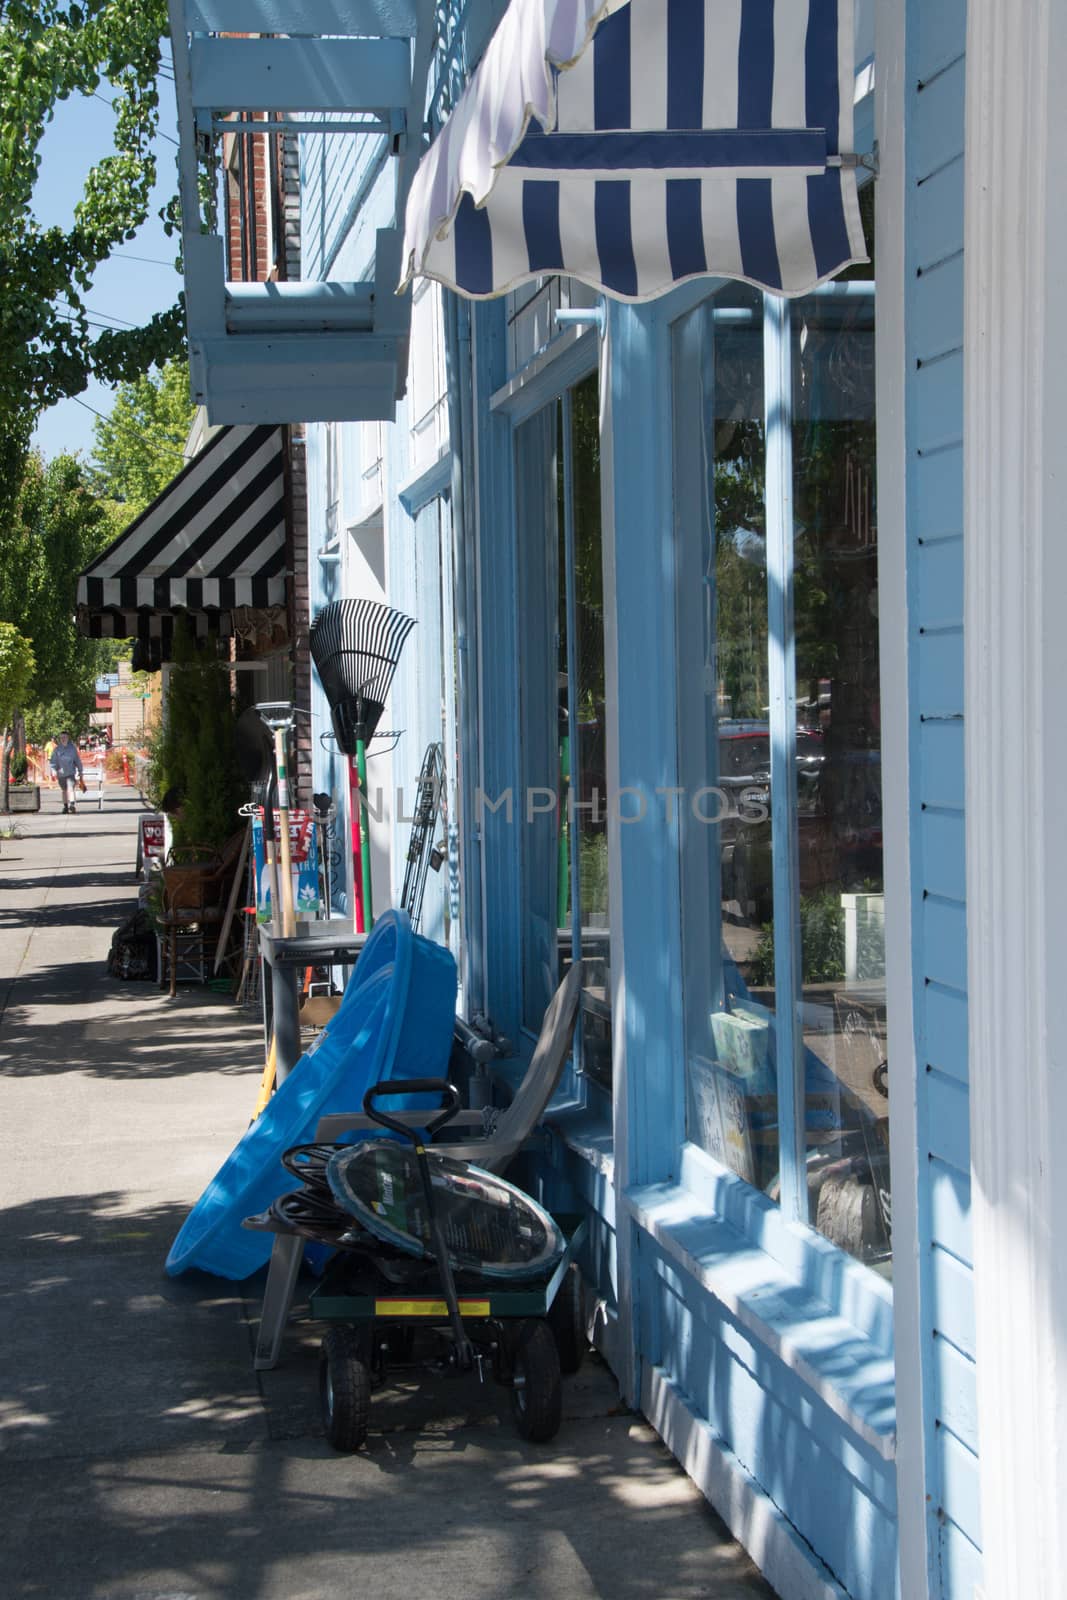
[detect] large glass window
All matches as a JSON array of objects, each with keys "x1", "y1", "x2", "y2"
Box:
[
  {"x1": 790, "y1": 278, "x2": 887, "y2": 1271},
  {"x1": 673, "y1": 284, "x2": 780, "y2": 1193},
  {"x1": 673, "y1": 203, "x2": 889, "y2": 1274},
  {"x1": 516, "y1": 372, "x2": 611, "y2": 1083}
]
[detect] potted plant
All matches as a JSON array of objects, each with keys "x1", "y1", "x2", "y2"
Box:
[{"x1": 7, "y1": 751, "x2": 40, "y2": 813}]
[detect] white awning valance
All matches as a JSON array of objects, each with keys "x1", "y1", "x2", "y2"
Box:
[{"x1": 401, "y1": 0, "x2": 867, "y2": 301}]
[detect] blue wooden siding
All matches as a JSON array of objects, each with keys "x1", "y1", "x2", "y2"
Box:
[
  {"x1": 906, "y1": 0, "x2": 980, "y2": 1592},
  {"x1": 385, "y1": 490, "x2": 451, "y2": 946},
  {"x1": 643, "y1": 1237, "x2": 897, "y2": 1600},
  {"x1": 300, "y1": 130, "x2": 387, "y2": 281}
]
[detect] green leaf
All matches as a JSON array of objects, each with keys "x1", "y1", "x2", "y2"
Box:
[{"x1": 0, "y1": 0, "x2": 179, "y2": 489}]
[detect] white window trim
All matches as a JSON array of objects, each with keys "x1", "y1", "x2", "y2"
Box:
[{"x1": 964, "y1": 1, "x2": 1067, "y2": 1596}]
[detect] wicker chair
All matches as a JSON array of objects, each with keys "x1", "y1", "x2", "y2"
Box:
[{"x1": 158, "y1": 833, "x2": 244, "y2": 998}]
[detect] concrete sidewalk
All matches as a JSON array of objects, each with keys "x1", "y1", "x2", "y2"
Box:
[{"x1": 0, "y1": 788, "x2": 775, "y2": 1600}]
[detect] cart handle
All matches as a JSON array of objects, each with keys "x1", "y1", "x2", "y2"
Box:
[{"x1": 362, "y1": 1078, "x2": 461, "y2": 1141}]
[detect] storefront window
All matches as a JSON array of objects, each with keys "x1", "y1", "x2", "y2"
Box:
[
  {"x1": 673, "y1": 285, "x2": 780, "y2": 1192},
  {"x1": 516, "y1": 372, "x2": 611, "y2": 1082},
  {"x1": 790, "y1": 278, "x2": 888, "y2": 1271},
  {"x1": 673, "y1": 197, "x2": 889, "y2": 1274}
]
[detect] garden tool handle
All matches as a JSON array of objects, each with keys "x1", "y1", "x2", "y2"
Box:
[
  {"x1": 272, "y1": 727, "x2": 296, "y2": 937},
  {"x1": 362, "y1": 1079, "x2": 461, "y2": 1141},
  {"x1": 261, "y1": 780, "x2": 282, "y2": 933}
]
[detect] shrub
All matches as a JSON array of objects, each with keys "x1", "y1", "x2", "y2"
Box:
[
  {"x1": 748, "y1": 889, "x2": 846, "y2": 988},
  {"x1": 149, "y1": 620, "x2": 245, "y2": 850}
]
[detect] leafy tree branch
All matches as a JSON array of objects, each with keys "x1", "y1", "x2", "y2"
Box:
[
  {"x1": 0, "y1": 0, "x2": 184, "y2": 483},
  {"x1": 90, "y1": 356, "x2": 194, "y2": 515}
]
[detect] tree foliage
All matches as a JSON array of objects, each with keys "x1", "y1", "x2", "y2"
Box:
[
  {"x1": 23, "y1": 693, "x2": 91, "y2": 745},
  {"x1": 0, "y1": 622, "x2": 36, "y2": 730},
  {"x1": 0, "y1": 366, "x2": 195, "y2": 744},
  {"x1": 91, "y1": 357, "x2": 194, "y2": 515},
  {"x1": 0, "y1": 0, "x2": 184, "y2": 498},
  {"x1": 0, "y1": 450, "x2": 114, "y2": 729}
]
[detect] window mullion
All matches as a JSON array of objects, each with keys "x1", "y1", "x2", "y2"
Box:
[
  {"x1": 561, "y1": 388, "x2": 584, "y2": 997},
  {"x1": 763, "y1": 293, "x2": 806, "y2": 1225}
]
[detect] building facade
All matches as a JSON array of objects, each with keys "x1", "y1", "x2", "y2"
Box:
[{"x1": 166, "y1": 1, "x2": 1067, "y2": 1596}]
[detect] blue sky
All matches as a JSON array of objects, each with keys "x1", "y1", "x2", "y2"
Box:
[{"x1": 29, "y1": 60, "x2": 185, "y2": 463}]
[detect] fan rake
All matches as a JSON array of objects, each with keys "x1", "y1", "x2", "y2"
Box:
[{"x1": 309, "y1": 601, "x2": 415, "y2": 930}]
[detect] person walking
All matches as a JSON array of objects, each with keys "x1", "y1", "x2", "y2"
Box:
[{"x1": 50, "y1": 731, "x2": 83, "y2": 814}]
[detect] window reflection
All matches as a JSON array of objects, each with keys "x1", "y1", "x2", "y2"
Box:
[
  {"x1": 674, "y1": 195, "x2": 890, "y2": 1275},
  {"x1": 792, "y1": 281, "x2": 889, "y2": 1273},
  {"x1": 516, "y1": 375, "x2": 611, "y2": 1084},
  {"x1": 674, "y1": 284, "x2": 782, "y2": 1193},
  {"x1": 564, "y1": 376, "x2": 612, "y2": 1085}
]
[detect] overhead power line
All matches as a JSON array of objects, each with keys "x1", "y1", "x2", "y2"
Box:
[
  {"x1": 111, "y1": 250, "x2": 179, "y2": 268},
  {"x1": 91, "y1": 91, "x2": 178, "y2": 142},
  {"x1": 53, "y1": 306, "x2": 137, "y2": 334},
  {"x1": 71, "y1": 394, "x2": 112, "y2": 424},
  {"x1": 58, "y1": 298, "x2": 139, "y2": 329},
  {"x1": 69, "y1": 396, "x2": 189, "y2": 463}
]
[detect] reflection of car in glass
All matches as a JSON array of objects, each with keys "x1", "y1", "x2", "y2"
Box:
[
  {"x1": 719, "y1": 726, "x2": 881, "y2": 922},
  {"x1": 716, "y1": 729, "x2": 777, "y2": 921}
]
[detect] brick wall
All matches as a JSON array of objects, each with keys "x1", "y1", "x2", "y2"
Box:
[
  {"x1": 222, "y1": 118, "x2": 297, "y2": 283},
  {"x1": 280, "y1": 131, "x2": 309, "y2": 799},
  {"x1": 220, "y1": 110, "x2": 310, "y2": 799}
]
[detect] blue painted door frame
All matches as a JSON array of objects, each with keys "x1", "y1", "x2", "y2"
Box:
[
  {"x1": 471, "y1": 297, "x2": 524, "y2": 1044},
  {"x1": 604, "y1": 296, "x2": 688, "y2": 1199}
]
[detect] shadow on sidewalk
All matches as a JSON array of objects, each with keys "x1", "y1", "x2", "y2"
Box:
[
  {"x1": 1, "y1": 1193, "x2": 772, "y2": 1600},
  {"x1": 0, "y1": 981, "x2": 262, "y2": 1078},
  {"x1": 0, "y1": 895, "x2": 132, "y2": 932}
]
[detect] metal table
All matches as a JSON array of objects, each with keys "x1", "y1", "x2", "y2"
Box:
[{"x1": 258, "y1": 922, "x2": 368, "y2": 1083}]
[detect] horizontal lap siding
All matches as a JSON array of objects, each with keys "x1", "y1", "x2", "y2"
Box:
[
  {"x1": 301, "y1": 132, "x2": 383, "y2": 280},
  {"x1": 300, "y1": 133, "x2": 325, "y2": 280},
  {"x1": 908, "y1": 2, "x2": 981, "y2": 1592},
  {"x1": 323, "y1": 135, "x2": 358, "y2": 247},
  {"x1": 646, "y1": 1246, "x2": 897, "y2": 1600}
]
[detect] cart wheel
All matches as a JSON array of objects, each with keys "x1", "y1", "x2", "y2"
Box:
[
  {"x1": 510, "y1": 1319, "x2": 562, "y2": 1443},
  {"x1": 547, "y1": 1263, "x2": 587, "y2": 1375},
  {"x1": 320, "y1": 1328, "x2": 370, "y2": 1451}
]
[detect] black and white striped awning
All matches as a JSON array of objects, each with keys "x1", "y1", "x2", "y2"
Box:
[
  {"x1": 401, "y1": 0, "x2": 867, "y2": 301},
  {"x1": 76, "y1": 424, "x2": 288, "y2": 644}
]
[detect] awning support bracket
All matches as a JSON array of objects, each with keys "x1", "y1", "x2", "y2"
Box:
[{"x1": 828, "y1": 145, "x2": 880, "y2": 178}]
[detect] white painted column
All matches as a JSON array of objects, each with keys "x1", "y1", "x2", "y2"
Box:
[{"x1": 965, "y1": 0, "x2": 1067, "y2": 1593}]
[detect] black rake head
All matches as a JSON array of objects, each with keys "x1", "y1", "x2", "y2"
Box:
[{"x1": 309, "y1": 600, "x2": 416, "y2": 753}]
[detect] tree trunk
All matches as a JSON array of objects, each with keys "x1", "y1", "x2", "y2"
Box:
[{"x1": 1, "y1": 727, "x2": 12, "y2": 814}]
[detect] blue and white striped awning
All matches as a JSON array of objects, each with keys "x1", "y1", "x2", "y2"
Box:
[{"x1": 401, "y1": 0, "x2": 867, "y2": 301}]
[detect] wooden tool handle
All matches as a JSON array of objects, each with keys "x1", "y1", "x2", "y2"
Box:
[{"x1": 272, "y1": 728, "x2": 297, "y2": 937}]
